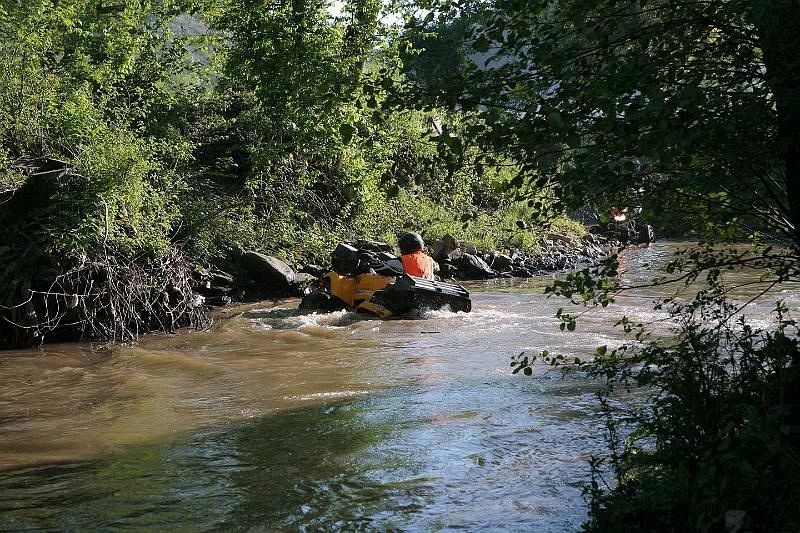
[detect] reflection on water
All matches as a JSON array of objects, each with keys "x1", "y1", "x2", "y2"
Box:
[{"x1": 0, "y1": 242, "x2": 797, "y2": 530}]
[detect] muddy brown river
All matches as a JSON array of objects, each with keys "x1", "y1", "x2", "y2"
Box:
[{"x1": 1, "y1": 243, "x2": 797, "y2": 530}]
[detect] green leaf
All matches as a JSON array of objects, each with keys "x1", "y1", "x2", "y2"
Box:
[
  {"x1": 472, "y1": 36, "x2": 491, "y2": 53},
  {"x1": 442, "y1": 134, "x2": 463, "y2": 155},
  {"x1": 546, "y1": 111, "x2": 563, "y2": 128},
  {"x1": 566, "y1": 133, "x2": 580, "y2": 148}
]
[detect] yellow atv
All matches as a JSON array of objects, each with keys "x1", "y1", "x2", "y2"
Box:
[{"x1": 300, "y1": 243, "x2": 471, "y2": 318}]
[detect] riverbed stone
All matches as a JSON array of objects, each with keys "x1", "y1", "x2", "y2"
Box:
[
  {"x1": 438, "y1": 261, "x2": 457, "y2": 279},
  {"x1": 205, "y1": 295, "x2": 233, "y2": 306},
  {"x1": 210, "y1": 269, "x2": 234, "y2": 286},
  {"x1": 292, "y1": 272, "x2": 313, "y2": 285},
  {"x1": 548, "y1": 232, "x2": 574, "y2": 245},
  {"x1": 456, "y1": 253, "x2": 495, "y2": 279},
  {"x1": 201, "y1": 285, "x2": 235, "y2": 297},
  {"x1": 724, "y1": 510, "x2": 747, "y2": 533},
  {"x1": 491, "y1": 253, "x2": 513, "y2": 272},
  {"x1": 433, "y1": 234, "x2": 459, "y2": 261},
  {"x1": 447, "y1": 248, "x2": 463, "y2": 261},
  {"x1": 240, "y1": 251, "x2": 297, "y2": 289},
  {"x1": 299, "y1": 290, "x2": 348, "y2": 311},
  {"x1": 512, "y1": 267, "x2": 534, "y2": 277}
]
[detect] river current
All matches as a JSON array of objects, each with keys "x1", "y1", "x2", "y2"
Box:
[{"x1": 1, "y1": 242, "x2": 797, "y2": 531}]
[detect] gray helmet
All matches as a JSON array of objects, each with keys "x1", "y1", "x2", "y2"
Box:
[{"x1": 399, "y1": 232, "x2": 424, "y2": 254}]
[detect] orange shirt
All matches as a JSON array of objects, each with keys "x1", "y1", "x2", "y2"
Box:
[{"x1": 401, "y1": 251, "x2": 435, "y2": 279}]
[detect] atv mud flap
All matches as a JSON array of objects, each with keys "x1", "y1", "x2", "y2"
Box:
[{"x1": 380, "y1": 275, "x2": 471, "y2": 315}]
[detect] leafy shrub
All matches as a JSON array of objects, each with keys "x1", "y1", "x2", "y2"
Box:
[{"x1": 583, "y1": 287, "x2": 800, "y2": 532}]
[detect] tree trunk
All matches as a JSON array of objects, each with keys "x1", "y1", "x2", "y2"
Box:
[{"x1": 753, "y1": 0, "x2": 800, "y2": 245}]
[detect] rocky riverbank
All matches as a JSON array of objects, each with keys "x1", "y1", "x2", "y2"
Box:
[
  {"x1": 192, "y1": 231, "x2": 612, "y2": 306},
  {"x1": 0, "y1": 224, "x2": 630, "y2": 349}
]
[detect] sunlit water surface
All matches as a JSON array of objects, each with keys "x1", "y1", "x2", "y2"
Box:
[{"x1": 1, "y1": 242, "x2": 797, "y2": 531}]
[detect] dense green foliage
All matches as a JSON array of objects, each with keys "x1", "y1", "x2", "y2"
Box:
[
  {"x1": 0, "y1": 0, "x2": 578, "y2": 264},
  {"x1": 0, "y1": 0, "x2": 579, "y2": 347},
  {"x1": 583, "y1": 298, "x2": 800, "y2": 532},
  {"x1": 0, "y1": 1, "x2": 190, "y2": 257},
  {"x1": 395, "y1": 0, "x2": 799, "y2": 241},
  {"x1": 0, "y1": 1, "x2": 208, "y2": 346}
]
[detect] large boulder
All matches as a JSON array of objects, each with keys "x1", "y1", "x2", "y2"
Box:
[
  {"x1": 240, "y1": 252, "x2": 298, "y2": 291},
  {"x1": 456, "y1": 253, "x2": 496, "y2": 279},
  {"x1": 490, "y1": 253, "x2": 514, "y2": 272}
]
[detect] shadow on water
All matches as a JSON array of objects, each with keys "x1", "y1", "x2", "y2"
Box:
[{"x1": 0, "y1": 400, "x2": 414, "y2": 531}]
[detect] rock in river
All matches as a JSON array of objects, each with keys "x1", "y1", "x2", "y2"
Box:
[{"x1": 240, "y1": 252, "x2": 298, "y2": 291}]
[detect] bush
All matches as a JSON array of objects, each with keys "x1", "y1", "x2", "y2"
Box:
[{"x1": 583, "y1": 286, "x2": 800, "y2": 532}]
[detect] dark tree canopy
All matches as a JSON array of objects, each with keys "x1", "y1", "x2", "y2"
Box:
[{"x1": 397, "y1": 0, "x2": 800, "y2": 244}]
